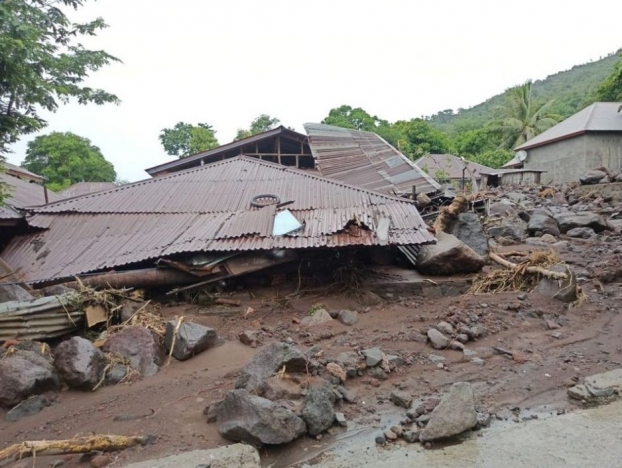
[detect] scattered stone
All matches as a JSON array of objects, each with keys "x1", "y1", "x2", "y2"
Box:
[
  {"x1": 579, "y1": 170, "x2": 608, "y2": 185},
  {"x1": 368, "y1": 367, "x2": 388, "y2": 381},
  {"x1": 105, "y1": 365, "x2": 128, "y2": 385},
  {"x1": 238, "y1": 330, "x2": 260, "y2": 348},
  {"x1": 417, "y1": 232, "x2": 485, "y2": 275},
  {"x1": 428, "y1": 354, "x2": 446, "y2": 363},
  {"x1": 540, "y1": 233, "x2": 557, "y2": 243},
  {"x1": 383, "y1": 429, "x2": 398, "y2": 441},
  {"x1": 535, "y1": 266, "x2": 577, "y2": 303},
  {"x1": 527, "y1": 209, "x2": 560, "y2": 237},
  {"x1": 164, "y1": 321, "x2": 218, "y2": 361},
  {"x1": 90, "y1": 454, "x2": 113, "y2": 468},
  {"x1": 387, "y1": 354, "x2": 405, "y2": 369},
  {"x1": 450, "y1": 341, "x2": 465, "y2": 351},
  {"x1": 53, "y1": 337, "x2": 106, "y2": 390},
  {"x1": 368, "y1": 378, "x2": 381, "y2": 388},
  {"x1": 336, "y1": 351, "x2": 361, "y2": 370},
  {"x1": 336, "y1": 309, "x2": 358, "y2": 326},
  {"x1": 362, "y1": 347, "x2": 384, "y2": 367},
  {"x1": 301, "y1": 309, "x2": 334, "y2": 327},
  {"x1": 403, "y1": 430, "x2": 419, "y2": 443},
  {"x1": 375, "y1": 434, "x2": 386, "y2": 445},
  {"x1": 413, "y1": 397, "x2": 441, "y2": 416},
  {"x1": 335, "y1": 412, "x2": 347, "y2": 427},
  {"x1": 584, "y1": 368, "x2": 622, "y2": 398},
  {"x1": 0, "y1": 350, "x2": 61, "y2": 408},
  {"x1": 463, "y1": 348, "x2": 477, "y2": 358},
  {"x1": 205, "y1": 401, "x2": 222, "y2": 423},
  {"x1": 472, "y1": 358, "x2": 485, "y2": 366},
  {"x1": 358, "y1": 290, "x2": 383, "y2": 306},
  {"x1": 489, "y1": 200, "x2": 516, "y2": 216},
  {"x1": 546, "y1": 320, "x2": 561, "y2": 330},
  {"x1": 487, "y1": 217, "x2": 527, "y2": 242},
  {"x1": 263, "y1": 376, "x2": 305, "y2": 401},
  {"x1": 566, "y1": 227, "x2": 595, "y2": 238},
  {"x1": 336, "y1": 385, "x2": 356, "y2": 403},
  {"x1": 469, "y1": 324, "x2": 489, "y2": 339},
  {"x1": 419, "y1": 382, "x2": 477, "y2": 442},
  {"x1": 390, "y1": 425, "x2": 404, "y2": 437},
  {"x1": 390, "y1": 390, "x2": 412, "y2": 409},
  {"x1": 326, "y1": 362, "x2": 347, "y2": 383},
  {"x1": 427, "y1": 329, "x2": 450, "y2": 349},
  {"x1": 456, "y1": 334, "x2": 469, "y2": 344},
  {"x1": 103, "y1": 326, "x2": 164, "y2": 376},
  {"x1": 568, "y1": 384, "x2": 591, "y2": 400},
  {"x1": 5, "y1": 395, "x2": 50, "y2": 422},
  {"x1": 449, "y1": 213, "x2": 489, "y2": 257},
  {"x1": 436, "y1": 321, "x2": 454, "y2": 336},
  {"x1": 217, "y1": 389, "x2": 306, "y2": 446},
  {"x1": 302, "y1": 383, "x2": 336, "y2": 436},
  {"x1": 235, "y1": 342, "x2": 307, "y2": 395},
  {"x1": 553, "y1": 211, "x2": 608, "y2": 234},
  {"x1": 407, "y1": 332, "x2": 428, "y2": 343}
]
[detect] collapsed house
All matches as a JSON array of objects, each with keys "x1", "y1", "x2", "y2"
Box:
[
  {"x1": 1, "y1": 157, "x2": 435, "y2": 289},
  {"x1": 413, "y1": 154, "x2": 490, "y2": 191}
]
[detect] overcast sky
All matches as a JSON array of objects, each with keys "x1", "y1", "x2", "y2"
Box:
[{"x1": 7, "y1": 0, "x2": 622, "y2": 182}]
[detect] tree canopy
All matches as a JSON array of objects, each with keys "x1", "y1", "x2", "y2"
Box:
[
  {"x1": 159, "y1": 122, "x2": 219, "y2": 158},
  {"x1": 596, "y1": 55, "x2": 622, "y2": 102},
  {"x1": 235, "y1": 114, "x2": 280, "y2": 141},
  {"x1": 0, "y1": 0, "x2": 120, "y2": 155},
  {"x1": 22, "y1": 132, "x2": 116, "y2": 191}
]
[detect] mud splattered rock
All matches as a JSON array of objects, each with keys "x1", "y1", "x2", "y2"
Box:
[
  {"x1": 164, "y1": 321, "x2": 217, "y2": 361},
  {"x1": 435, "y1": 321, "x2": 454, "y2": 336},
  {"x1": 580, "y1": 170, "x2": 608, "y2": 185},
  {"x1": 336, "y1": 309, "x2": 358, "y2": 326},
  {"x1": 217, "y1": 389, "x2": 306, "y2": 446},
  {"x1": 103, "y1": 326, "x2": 164, "y2": 376},
  {"x1": 326, "y1": 362, "x2": 347, "y2": 383},
  {"x1": 335, "y1": 412, "x2": 347, "y2": 427},
  {"x1": 5, "y1": 395, "x2": 51, "y2": 422},
  {"x1": 302, "y1": 382, "x2": 336, "y2": 436},
  {"x1": 301, "y1": 309, "x2": 334, "y2": 327},
  {"x1": 262, "y1": 376, "x2": 305, "y2": 401},
  {"x1": 528, "y1": 209, "x2": 560, "y2": 237},
  {"x1": 362, "y1": 347, "x2": 383, "y2": 367},
  {"x1": 54, "y1": 337, "x2": 106, "y2": 389},
  {"x1": 419, "y1": 382, "x2": 477, "y2": 442},
  {"x1": 235, "y1": 342, "x2": 307, "y2": 395},
  {"x1": 389, "y1": 390, "x2": 412, "y2": 409},
  {"x1": 0, "y1": 350, "x2": 61, "y2": 408},
  {"x1": 553, "y1": 211, "x2": 608, "y2": 233},
  {"x1": 449, "y1": 213, "x2": 489, "y2": 257},
  {"x1": 535, "y1": 265, "x2": 577, "y2": 303},
  {"x1": 417, "y1": 232, "x2": 485, "y2": 275},
  {"x1": 566, "y1": 227, "x2": 595, "y2": 238},
  {"x1": 238, "y1": 330, "x2": 260, "y2": 348},
  {"x1": 427, "y1": 329, "x2": 450, "y2": 349}
]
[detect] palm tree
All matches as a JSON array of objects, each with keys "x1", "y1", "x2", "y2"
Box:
[{"x1": 493, "y1": 81, "x2": 560, "y2": 149}]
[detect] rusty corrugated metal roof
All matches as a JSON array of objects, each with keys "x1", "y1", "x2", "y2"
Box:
[
  {"x1": 304, "y1": 123, "x2": 441, "y2": 195},
  {"x1": 58, "y1": 182, "x2": 117, "y2": 198},
  {"x1": 3, "y1": 157, "x2": 434, "y2": 284},
  {"x1": 414, "y1": 154, "x2": 492, "y2": 180},
  {"x1": 0, "y1": 173, "x2": 62, "y2": 220}
]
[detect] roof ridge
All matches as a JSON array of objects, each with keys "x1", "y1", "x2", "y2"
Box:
[{"x1": 584, "y1": 102, "x2": 598, "y2": 129}]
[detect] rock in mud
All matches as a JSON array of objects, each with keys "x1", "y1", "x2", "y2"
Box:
[
  {"x1": 5, "y1": 395, "x2": 51, "y2": 422},
  {"x1": 235, "y1": 342, "x2": 307, "y2": 395},
  {"x1": 580, "y1": 170, "x2": 608, "y2": 185},
  {"x1": 435, "y1": 321, "x2": 454, "y2": 335},
  {"x1": 403, "y1": 430, "x2": 419, "y2": 443},
  {"x1": 164, "y1": 321, "x2": 217, "y2": 361},
  {"x1": 262, "y1": 376, "x2": 305, "y2": 401},
  {"x1": 326, "y1": 362, "x2": 347, "y2": 383},
  {"x1": 570, "y1": 368, "x2": 622, "y2": 401},
  {"x1": 105, "y1": 364, "x2": 128, "y2": 385},
  {"x1": 528, "y1": 209, "x2": 560, "y2": 237},
  {"x1": 0, "y1": 350, "x2": 61, "y2": 408},
  {"x1": 103, "y1": 326, "x2": 164, "y2": 376},
  {"x1": 419, "y1": 382, "x2": 477, "y2": 442},
  {"x1": 301, "y1": 309, "x2": 334, "y2": 327},
  {"x1": 53, "y1": 336, "x2": 106, "y2": 390},
  {"x1": 335, "y1": 412, "x2": 347, "y2": 427},
  {"x1": 302, "y1": 382, "x2": 336, "y2": 436},
  {"x1": 417, "y1": 232, "x2": 485, "y2": 275},
  {"x1": 427, "y1": 329, "x2": 450, "y2": 349},
  {"x1": 238, "y1": 330, "x2": 260, "y2": 348},
  {"x1": 217, "y1": 389, "x2": 306, "y2": 446},
  {"x1": 487, "y1": 217, "x2": 527, "y2": 242},
  {"x1": 121, "y1": 444, "x2": 261, "y2": 468},
  {"x1": 390, "y1": 390, "x2": 412, "y2": 409},
  {"x1": 204, "y1": 400, "x2": 223, "y2": 423},
  {"x1": 362, "y1": 347, "x2": 383, "y2": 367},
  {"x1": 566, "y1": 227, "x2": 595, "y2": 238},
  {"x1": 553, "y1": 211, "x2": 608, "y2": 233},
  {"x1": 535, "y1": 265, "x2": 577, "y2": 303},
  {"x1": 449, "y1": 212, "x2": 489, "y2": 257},
  {"x1": 336, "y1": 309, "x2": 358, "y2": 326}
]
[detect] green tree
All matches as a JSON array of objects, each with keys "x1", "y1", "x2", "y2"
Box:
[
  {"x1": 453, "y1": 128, "x2": 500, "y2": 157},
  {"x1": 492, "y1": 81, "x2": 560, "y2": 149},
  {"x1": 321, "y1": 105, "x2": 399, "y2": 146},
  {"x1": 393, "y1": 119, "x2": 453, "y2": 159},
  {"x1": 0, "y1": 0, "x2": 120, "y2": 155},
  {"x1": 159, "y1": 122, "x2": 219, "y2": 158},
  {"x1": 234, "y1": 114, "x2": 280, "y2": 141},
  {"x1": 596, "y1": 55, "x2": 622, "y2": 102},
  {"x1": 22, "y1": 132, "x2": 116, "y2": 191},
  {"x1": 468, "y1": 149, "x2": 514, "y2": 169}
]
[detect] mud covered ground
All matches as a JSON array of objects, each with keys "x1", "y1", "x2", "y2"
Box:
[{"x1": 1, "y1": 233, "x2": 622, "y2": 468}]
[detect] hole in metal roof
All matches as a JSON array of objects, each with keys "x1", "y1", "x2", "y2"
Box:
[{"x1": 250, "y1": 194, "x2": 280, "y2": 208}]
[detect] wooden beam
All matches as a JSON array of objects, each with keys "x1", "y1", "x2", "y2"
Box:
[{"x1": 277, "y1": 136, "x2": 281, "y2": 165}]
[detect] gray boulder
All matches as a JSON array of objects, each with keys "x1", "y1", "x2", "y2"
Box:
[
  {"x1": 489, "y1": 200, "x2": 516, "y2": 216},
  {"x1": 217, "y1": 389, "x2": 306, "y2": 446},
  {"x1": 301, "y1": 308, "x2": 334, "y2": 327},
  {"x1": 580, "y1": 170, "x2": 608, "y2": 185},
  {"x1": 0, "y1": 350, "x2": 61, "y2": 408},
  {"x1": 336, "y1": 309, "x2": 358, "y2": 326},
  {"x1": 390, "y1": 390, "x2": 412, "y2": 409},
  {"x1": 449, "y1": 213, "x2": 489, "y2": 257},
  {"x1": 361, "y1": 347, "x2": 383, "y2": 367},
  {"x1": 53, "y1": 336, "x2": 106, "y2": 389},
  {"x1": 553, "y1": 211, "x2": 608, "y2": 233},
  {"x1": 527, "y1": 209, "x2": 560, "y2": 237},
  {"x1": 566, "y1": 227, "x2": 595, "y2": 238},
  {"x1": 535, "y1": 265, "x2": 577, "y2": 303},
  {"x1": 417, "y1": 232, "x2": 485, "y2": 275},
  {"x1": 235, "y1": 342, "x2": 308, "y2": 395},
  {"x1": 302, "y1": 383, "x2": 336, "y2": 436},
  {"x1": 487, "y1": 217, "x2": 528, "y2": 242},
  {"x1": 420, "y1": 382, "x2": 477, "y2": 442},
  {"x1": 103, "y1": 326, "x2": 164, "y2": 376},
  {"x1": 164, "y1": 321, "x2": 217, "y2": 361},
  {"x1": 427, "y1": 328, "x2": 450, "y2": 349},
  {"x1": 5, "y1": 395, "x2": 51, "y2": 422}
]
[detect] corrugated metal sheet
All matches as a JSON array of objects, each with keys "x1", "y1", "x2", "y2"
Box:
[
  {"x1": 3, "y1": 157, "x2": 435, "y2": 284},
  {"x1": 414, "y1": 154, "x2": 492, "y2": 180},
  {"x1": 3, "y1": 162, "x2": 44, "y2": 183},
  {"x1": 304, "y1": 123, "x2": 441, "y2": 195},
  {"x1": 58, "y1": 182, "x2": 117, "y2": 198},
  {"x1": 0, "y1": 173, "x2": 62, "y2": 220}
]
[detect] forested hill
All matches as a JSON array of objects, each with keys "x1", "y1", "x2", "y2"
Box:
[{"x1": 429, "y1": 52, "x2": 620, "y2": 135}]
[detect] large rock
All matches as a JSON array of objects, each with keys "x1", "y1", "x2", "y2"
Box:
[
  {"x1": 568, "y1": 369, "x2": 622, "y2": 401},
  {"x1": 5, "y1": 395, "x2": 51, "y2": 422},
  {"x1": 302, "y1": 383, "x2": 336, "y2": 436},
  {"x1": 0, "y1": 350, "x2": 61, "y2": 408},
  {"x1": 487, "y1": 217, "x2": 527, "y2": 242},
  {"x1": 427, "y1": 329, "x2": 450, "y2": 349},
  {"x1": 121, "y1": 444, "x2": 260, "y2": 468},
  {"x1": 566, "y1": 227, "x2": 595, "y2": 238},
  {"x1": 420, "y1": 382, "x2": 477, "y2": 442},
  {"x1": 449, "y1": 213, "x2": 489, "y2": 257},
  {"x1": 103, "y1": 326, "x2": 164, "y2": 376},
  {"x1": 235, "y1": 342, "x2": 308, "y2": 395},
  {"x1": 217, "y1": 389, "x2": 306, "y2": 446},
  {"x1": 489, "y1": 200, "x2": 516, "y2": 216},
  {"x1": 528, "y1": 209, "x2": 560, "y2": 237},
  {"x1": 580, "y1": 170, "x2": 608, "y2": 185},
  {"x1": 336, "y1": 309, "x2": 358, "y2": 326},
  {"x1": 361, "y1": 347, "x2": 383, "y2": 367},
  {"x1": 164, "y1": 321, "x2": 217, "y2": 361},
  {"x1": 552, "y1": 211, "x2": 608, "y2": 233},
  {"x1": 417, "y1": 232, "x2": 485, "y2": 275},
  {"x1": 301, "y1": 308, "x2": 334, "y2": 327},
  {"x1": 53, "y1": 337, "x2": 106, "y2": 389},
  {"x1": 535, "y1": 265, "x2": 577, "y2": 303}
]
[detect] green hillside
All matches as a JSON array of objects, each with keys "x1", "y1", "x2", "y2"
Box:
[{"x1": 429, "y1": 52, "x2": 620, "y2": 135}]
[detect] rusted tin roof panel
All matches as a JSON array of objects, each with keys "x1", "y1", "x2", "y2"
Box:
[
  {"x1": 0, "y1": 173, "x2": 62, "y2": 220},
  {"x1": 3, "y1": 157, "x2": 434, "y2": 284},
  {"x1": 414, "y1": 154, "x2": 493, "y2": 180},
  {"x1": 304, "y1": 123, "x2": 441, "y2": 195}
]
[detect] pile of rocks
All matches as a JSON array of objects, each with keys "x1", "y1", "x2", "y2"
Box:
[
  {"x1": 0, "y1": 320, "x2": 219, "y2": 421},
  {"x1": 579, "y1": 167, "x2": 622, "y2": 185}
]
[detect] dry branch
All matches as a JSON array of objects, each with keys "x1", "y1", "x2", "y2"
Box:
[
  {"x1": 489, "y1": 252, "x2": 568, "y2": 280},
  {"x1": 0, "y1": 435, "x2": 149, "y2": 468}
]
